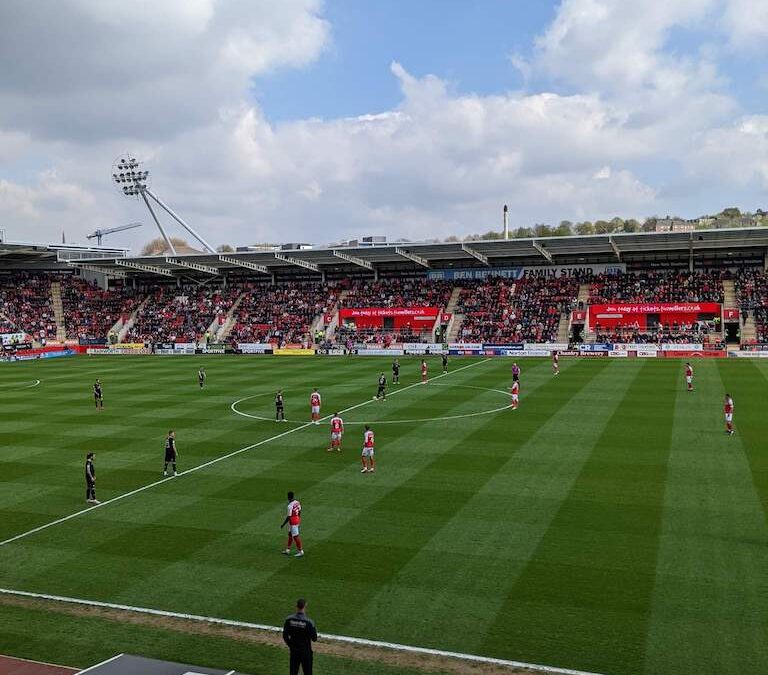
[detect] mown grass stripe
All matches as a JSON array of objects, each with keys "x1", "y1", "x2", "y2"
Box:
[
  {"x1": 643, "y1": 360, "x2": 768, "y2": 675},
  {"x1": 481, "y1": 360, "x2": 678, "y2": 675}
]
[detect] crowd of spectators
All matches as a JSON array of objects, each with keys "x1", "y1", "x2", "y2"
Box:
[
  {"x1": 229, "y1": 282, "x2": 339, "y2": 346},
  {"x1": 60, "y1": 277, "x2": 142, "y2": 341},
  {"x1": 734, "y1": 269, "x2": 768, "y2": 341},
  {"x1": 588, "y1": 270, "x2": 725, "y2": 305},
  {"x1": 595, "y1": 321, "x2": 721, "y2": 345},
  {"x1": 341, "y1": 278, "x2": 453, "y2": 309},
  {"x1": 126, "y1": 285, "x2": 241, "y2": 343},
  {"x1": 336, "y1": 324, "x2": 425, "y2": 346},
  {"x1": 456, "y1": 276, "x2": 578, "y2": 343},
  {"x1": 0, "y1": 273, "x2": 57, "y2": 340}
]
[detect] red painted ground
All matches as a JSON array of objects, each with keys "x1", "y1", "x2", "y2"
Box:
[{"x1": 0, "y1": 655, "x2": 77, "y2": 675}]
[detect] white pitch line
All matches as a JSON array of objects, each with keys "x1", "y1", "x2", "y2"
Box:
[
  {"x1": 0, "y1": 587, "x2": 610, "y2": 675},
  {"x1": 75, "y1": 653, "x2": 125, "y2": 674},
  {"x1": 231, "y1": 382, "x2": 513, "y2": 425},
  {"x1": 0, "y1": 379, "x2": 40, "y2": 389},
  {"x1": 0, "y1": 359, "x2": 490, "y2": 548}
]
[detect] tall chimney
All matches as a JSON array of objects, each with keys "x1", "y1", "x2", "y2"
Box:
[{"x1": 503, "y1": 204, "x2": 509, "y2": 240}]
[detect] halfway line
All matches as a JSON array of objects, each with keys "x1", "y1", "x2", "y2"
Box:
[{"x1": 0, "y1": 359, "x2": 489, "y2": 548}]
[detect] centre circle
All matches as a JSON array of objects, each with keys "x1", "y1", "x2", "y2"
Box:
[{"x1": 230, "y1": 383, "x2": 513, "y2": 426}]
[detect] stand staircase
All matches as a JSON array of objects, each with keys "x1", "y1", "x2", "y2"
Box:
[
  {"x1": 325, "y1": 290, "x2": 349, "y2": 343},
  {"x1": 117, "y1": 294, "x2": 151, "y2": 343},
  {"x1": 216, "y1": 290, "x2": 249, "y2": 342},
  {"x1": 723, "y1": 280, "x2": 737, "y2": 307},
  {"x1": 445, "y1": 286, "x2": 464, "y2": 342},
  {"x1": 50, "y1": 281, "x2": 67, "y2": 342}
]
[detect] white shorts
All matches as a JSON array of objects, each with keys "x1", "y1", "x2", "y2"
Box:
[
  {"x1": 362, "y1": 447, "x2": 374, "y2": 458},
  {"x1": 331, "y1": 432, "x2": 342, "y2": 442},
  {"x1": 686, "y1": 376, "x2": 692, "y2": 384},
  {"x1": 290, "y1": 524, "x2": 300, "y2": 536},
  {"x1": 725, "y1": 413, "x2": 733, "y2": 423},
  {"x1": 511, "y1": 394, "x2": 519, "y2": 402},
  {"x1": 311, "y1": 406, "x2": 320, "y2": 414}
]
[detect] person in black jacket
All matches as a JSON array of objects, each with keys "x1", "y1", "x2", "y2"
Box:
[
  {"x1": 283, "y1": 598, "x2": 317, "y2": 675},
  {"x1": 85, "y1": 452, "x2": 99, "y2": 504}
]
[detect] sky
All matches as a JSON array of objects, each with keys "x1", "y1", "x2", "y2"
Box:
[{"x1": 0, "y1": 0, "x2": 767, "y2": 253}]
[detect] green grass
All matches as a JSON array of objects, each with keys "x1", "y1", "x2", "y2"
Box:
[{"x1": 0, "y1": 355, "x2": 766, "y2": 675}]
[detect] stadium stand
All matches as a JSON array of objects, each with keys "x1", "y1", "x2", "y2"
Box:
[
  {"x1": 229, "y1": 281, "x2": 339, "y2": 346},
  {"x1": 588, "y1": 270, "x2": 726, "y2": 304},
  {"x1": 735, "y1": 269, "x2": 768, "y2": 341},
  {"x1": 126, "y1": 285, "x2": 241, "y2": 343},
  {"x1": 0, "y1": 272, "x2": 58, "y2": 340},
  {"x1": 59, "y1": 277, "x2": 142, "y2": 341},
  {"x1": 456, "y1": 275, "x2": 579, "y2": 343},
  {"x1": 341, "y1": 278, "x2": 454, "y2": 309}
]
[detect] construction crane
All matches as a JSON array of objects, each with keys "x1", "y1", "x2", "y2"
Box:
[{"x1": 87, "y1": 222, "x2": 143, "y2": 246}]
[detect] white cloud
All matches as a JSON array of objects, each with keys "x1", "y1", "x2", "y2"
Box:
[
  {"x1": 0, "y1": 0, "x2": 767, "y2": 250},
  {"x1": 721, "y1": 0, "x2": 768, "y2": 48}
]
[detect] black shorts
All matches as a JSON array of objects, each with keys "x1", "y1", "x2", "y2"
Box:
[
  {"x1": 377, "y1": 386, "x2": 386, "y2": 395},
  {"x1": 164, "y1": 451, "x2": 177, "y2": 462},
  {"x1": 512, "y1": 374, "x2": 519, "y2": 382}
]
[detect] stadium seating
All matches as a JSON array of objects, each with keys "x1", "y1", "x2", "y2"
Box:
[
  {"x1": 588, "y1": 270, "x2": 725, "y2": 304},
  {"x1": 341, "y1": 278, "x2": 454, "y2": 309},
  {"x1": 0, "y1": 273, "x2": 58, "y2": 339},
  {"x1": 229, "y1": 282, "x2": 339, "y2": 346},
  {"x1": 456, "y1": 276, "x2": 578, "y2": 343},
  {"x1": 735, "y1": 269, "x2": 768, "y2": 342},
  {"x1": 60, "y1": 277, "x2": 141, "y2": 341},
  {"x1": 127, "y1": 285, "x2": 241, "y2": 343}
]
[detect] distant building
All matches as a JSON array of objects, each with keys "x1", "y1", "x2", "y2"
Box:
[
  {"x1": 654, "y1": 217, "x2": 694, "y2": 233},
  {"x1": 342, "y1": 236, "x2": 388, "y2": 248},
  {"x1": 236, "y1": 244, "x2": 279, "y2": 252},
  {"x1": 280, "y1": 243, "x2": 313, "y2": 250}
]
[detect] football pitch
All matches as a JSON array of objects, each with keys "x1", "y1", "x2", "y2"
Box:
[{"x1": 0, "y1": 355, "x2": 766, "y2": 675}]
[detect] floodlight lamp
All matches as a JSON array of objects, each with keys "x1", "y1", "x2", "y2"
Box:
[{"x1": 112, "y1": 154, "x2": 150, "y2": 198}]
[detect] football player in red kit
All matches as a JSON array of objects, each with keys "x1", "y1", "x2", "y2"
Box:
[
  {"x1": 511, "y1": 380, "x2": 520, "y2": 410},
  {"x1": 310, "y1": 388, "x2": 321, "y2": 425},
  {"x1": 421, "y1": 359, "x2": 428, "y2": 384},
  {"x1": 281, "y1": 491, "x2": 304, "y2": 557},
  {"x1": 724, "y1": 394, "x2": 734, "y2": 435},
  {"x1": 685, "y1": 362, "x2": 693, "y2": 391},
  {"x1": 361, "y1": 425, "x2": 375, "y2": 473},
  {"x1": 327, "y1": 413, "x2": 344, "y2": 453}
]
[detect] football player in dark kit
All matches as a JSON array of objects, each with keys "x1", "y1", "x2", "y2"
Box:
[
  {"x1": 163, "y1": 430, "x2": 178, "y2": 476},
  {"x1": 85, "y1": 452, "x2": 99, "y2": 504},
  {"x1": 198, "y1": 367, "x2": 206, "y2": 389},
  {"x1": 376, "y1": 372, "x2": 387, "y2": 400},
  {"x1": 283, "y1": 598, "x2": 317, "y2": 675},
  {"x1": 442, "y1": 353, "x2": 448, "y2": 374},
  {"x1": 392, "y1": 358, "x2": 400, "y2": 385},
  {"x1": 275, "y1": 390, "x2": 286, "y2": 422},
  {"x1": 93, "y1": 379, "x2": 104, "y2": 410}
]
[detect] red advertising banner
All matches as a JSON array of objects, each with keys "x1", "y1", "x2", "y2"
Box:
[
  {"x1": 723, "y1": 308, "x2": 739, "y2": 321},
  {"x1": 661, "y1": 350, "x2": 727, "y2": 358},
  {"x1": 441, "y1": 312, "x2": 452, "y2": 324},
  {"x1": 571, "y1": 310, "x2": 586, "y2": 323},
  {"x1": 591, "y1": 302, "x2": 720, "y2": 315},
  {"x1": 340, "y1": 306, "x2": 440, "y2": 332},
  {"x1": 340, "y1": 307, "x2": 440, "y2": 319},
  {"x1": 589, "y1": 302, "x2": 721, "y2": 331}
]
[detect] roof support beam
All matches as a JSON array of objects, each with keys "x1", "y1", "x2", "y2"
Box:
[
  {"x1": 218, "y1": 255, "x2": 271, "y2": 274},
  {"x1": 333, "y1": 249, "x2": 373, "y2": 270},
  {"x1": 395, "y1": 247, "x2": 430, "y2": 268},
  {"x1": 461, "y1": 243, "x2": 489, "y2": 265},
  {"x1": 166, "y1": 258, "x2": 220, "y2": 275},
  {"x1": 117, "y1": 260, "x2": 175, "y2": 277},
  {"x1": 608, "y1": 236, "x2": 621, "y2": 261},
  {"x1": 274, "y1": 253, "x2": 320, "y2": 273},
  {"x1": 69, "y1": 262, "x2": 127, "y2": 278},
  {"x1": 532, "y1": 240, "x2": 553, "y2": 264}
]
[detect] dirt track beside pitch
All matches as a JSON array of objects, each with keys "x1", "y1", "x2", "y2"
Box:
[{"x1": 0, "y1": 594, "x2": 554, "y2": 675}]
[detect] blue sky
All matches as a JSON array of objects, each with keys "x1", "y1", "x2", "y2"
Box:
[
  {"x1": 254, "y1": 1, "x2": 556, "y2": 122},
  {"x1": 0, "y1": 0, "x2": 767, "y2": 250}
]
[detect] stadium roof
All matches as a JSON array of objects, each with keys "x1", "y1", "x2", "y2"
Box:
[
  {"x1": 12, "y1": 227, "x2": 768, "y2": 279},
  {"x1": 0, "y1": 240, "x2": 127, "y2": 270}
]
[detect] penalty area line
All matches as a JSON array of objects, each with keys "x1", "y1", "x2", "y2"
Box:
[
  {"x1": 0, "y1": 587, "x2": 610, "y2": 675},
  {"x1": 0, "y1": 359, "x2": 489, "y2": 549}
]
